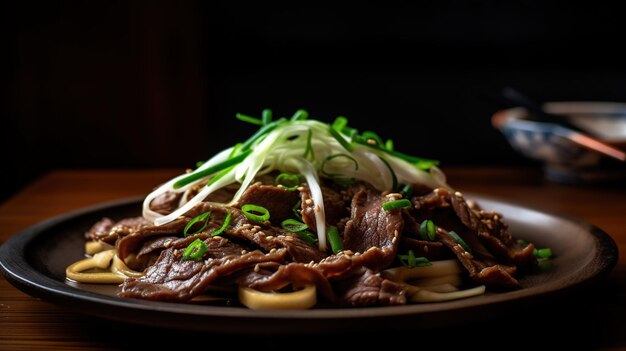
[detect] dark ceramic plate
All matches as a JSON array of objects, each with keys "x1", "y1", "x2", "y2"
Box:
[{"x1": 0, "y1": 196, "x2": 618, "y2": 333}]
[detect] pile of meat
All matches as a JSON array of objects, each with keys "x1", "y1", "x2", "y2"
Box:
[{"x1": 85, "y1": 178, "x2": 536, "y2": 306}]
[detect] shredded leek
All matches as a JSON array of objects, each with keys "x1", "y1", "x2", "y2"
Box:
[{"x1": 142, "y1": 109, "x2": 448, "y2": 253}]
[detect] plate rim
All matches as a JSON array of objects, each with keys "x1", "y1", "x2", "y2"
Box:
[{"x1": 0, "y1": 195, "x2": 619, "y2": 329}]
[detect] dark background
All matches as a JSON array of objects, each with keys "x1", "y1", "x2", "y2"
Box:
[{"x1": 3, "y1": 1, "x2": 626, "y2": 201}]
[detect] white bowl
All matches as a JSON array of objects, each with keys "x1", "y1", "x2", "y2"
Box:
[{"x1": 492, "y1": 102, "x2": 626, "y2": 183}]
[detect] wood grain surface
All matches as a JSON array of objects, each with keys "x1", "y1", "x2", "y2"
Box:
[{"x1": 1, "y1": 168, "x2": 624, "y2": 350}]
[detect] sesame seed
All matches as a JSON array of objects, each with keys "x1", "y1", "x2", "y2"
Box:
[
  {"x1": 297, "y1": 186, "x2": 305, "y2": 192},
  {"x1": 454, "y1": 191, "x2": 463, "y2": 197},
  {"x1": 305, "y1": 199, "x2": 313, "y2": 206},
  {"x1": 266, "y1": 236, "x2": 274, "y2": 240},
  {"x1": 494, "y1": 215, "x2": 499, "y2": 221},
  {"x1": 241, "y1": 250, "x2": 247, "y2": 255},
  {"x1": 423, "y1": 245, "x2": 429, "y2": 252},
  {"x1": 315, "y1": 205, "x2": 321, "y2": 212},
  {"x1": 367, "y1": 139, "x2": 377, "y2": 145},
  {"x1": 354, "y1": 252, "x2": 361, "y2": 256},
  {"x1": 185, "y1": 168, "x2": 193, "y2": 173},
  {"x1": 269, "y1": 248, "x2": 276, "y2": 254},
  {"x1": 253, "y1": 225, "x2": 262, "y2": 230},
  {"x1": 254, "y1": 264, "x2": 260, "y2": 272},
  {"x1": 309, "y1": 260, "x2": 314, "y2": 265},
  {"x1": 284, "y1": 236, "x2": 294, "y2": 242},
  {"x1": 342, "y1": 250, "x2": 354, "y2": 255}
]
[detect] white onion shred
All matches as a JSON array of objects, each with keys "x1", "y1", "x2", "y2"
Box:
[
  {"x1": 289, "y1": 157, "x2": 327, "y2": 251},
  {"x1": 142, "y1": 119, "x2": 450, "y2": 253}
]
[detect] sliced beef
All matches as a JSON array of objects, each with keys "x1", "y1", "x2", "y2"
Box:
[
  {"x1": 450, "y1": 192, "x2": 536, "y2": 268},
  {"x1": 436, "y1": 227, "x2": 519, "y2": 288},
  {"x1": 342, "y1": 185, "x2": 403, "y2": 270},
  {"x1": 119, "y1": 247, "x2": 287, "y2": 301},
  {"x1": 239, "y1": 263, "x2": 335, "y2": 302},
  {"x1": 193, "y1": 202, "x2": 327, "y2": 263},
  {"x1": 150, "y1": 192, "x2": 182, "y2": 215},
  {"x1": 85, "y1": 217, "x2": 150, "y2": 244},
  {"x1": 300, "y1": 184, "x2": 349, "y2": 231},
  {"x1": 335, "y1": 268, "x2": 407, "y2": 306},
  {"x1": 238, "y1": 183, "x2": 300, "y2": 223},
  {"x1": 401, "y1": 237, "x2": 444, "y2": 260},
  {"x1": 117, "y1": 217, "x2": 192, "y2": 268}
]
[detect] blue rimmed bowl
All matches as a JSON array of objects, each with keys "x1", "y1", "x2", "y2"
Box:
[{"x1": 492, "y1": 102, "x2": 626, "y2": 183}]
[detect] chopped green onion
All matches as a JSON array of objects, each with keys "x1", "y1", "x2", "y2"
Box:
[
  {"x1": 328, "y1": 126, "x2": 354, "y2": 152},
  {"x1": 281, "y1": 219, "x2": 309, "y2": 233},
  {"x1": 241, "y1": 204, "x2": 270, "y2": 222},
  {"x1": 342, "y1": 126, "x2": 359, "y2": 138},
  {"x1": 385, "y1": 139, "x2": 394, "y2": 151},
  {"x1": 449, "y1": 231, "x2": 472, "y2": 253},
  {"x1": 211, "y1": 211, "x2": 231, "y2": 237},
  {"x1": 196, "y1": 161, "x2": 204, "y2": 168},
  {"x1": 239, "y1": 118, "x2": 286, "y2": 152},
  {"x1": 275, "y1": 173, "x2": 301, "y2": 191},
  {"x1": 173, "y1": 149, "x2": 252, "y2": 189},
  {"x1": 291, "y1": 109, "x2": 308, "y2": 121},
  {"x1": 228, "y1": 143, "x2": 242, "y2": 158},
  {"x1": 378, "y1": 156, "x2": 398, "y2": 191},
  {"x1": 292, "y1": 200, "x2": 302, "y2": 220},
  {"x1": 303, "y1": 129, "x2": 315, "y2": 160},
  {"x1": 332, "y1": 116, "x2": 348, "y2": 131},
  {"x1": 327, "y1": 226, "x2": 343, "y2": 254},
  {"x1": 361, "y1": 130, "x2": 384, "y2": 146},
  {"x1": 236, "y1": 113, "x2": 263, "y2": 126},
  {"x1": 400, "y1": 184, "x2": 413, "y2": 198},
  {"x1": 262, "y1": 109, "x2": 273, "y2": 125},
  {"x1": 382, "y1": 198, "x2": 412, "y2": 211},
  {"x1": 206, "y1": 164, "x2": 236, "y2": 187},
  {"x1": 534, "y1": 247, "x2": 553, "y2": 259},
  {"x1": 517, "y1": 239, "x2": 530, "y2": 247},
  {"x1": 419, "y1": 220, "x2": 436, "y2": 241},
  {"x1": 182, "y1": 239, "x2": 208, "y2": 261},
  {"x1": 398, "y1": 250, "x2": 432, "y2": 268},
  {"x1": 354, "y1": 138, "x2": 438, "y2": 170},
  {"x1": 183, "y1": 212, "x2": 212, "y2": 237},
  {"x1": 321, "y1": 153, "x2": 359, "y2": 177},
  {"x1": 296, "y1": 230, "x2": 317, "y2": 245}
]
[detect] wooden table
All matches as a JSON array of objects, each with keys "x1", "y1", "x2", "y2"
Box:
[{"x1": 1, "y1": 168, "x2": 624, "y2": 350}]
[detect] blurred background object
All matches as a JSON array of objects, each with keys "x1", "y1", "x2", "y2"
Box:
[{"x1": 4, "y1": 0, "x2": 626, "y2": 201}]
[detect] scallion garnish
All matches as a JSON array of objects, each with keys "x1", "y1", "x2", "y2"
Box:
[
  {"x1": 236, "y1": 113, "x2": 263, "y2": 126},
  {"x1": 354, "y1": 138, "x2": 438, "y2": 170},
  {"x1": 534, "y1": 247, "x2": 553, "y2": 259},
  {"x1": 385, "y1": 139, "x2": 394, "y2": 151},
  {"x1": 296, "y1": 230, "x2": 317, "y2": 245},
  {"x1": 182, "y1": 239, "x2": 208, "y2": 261},
  {"x1": 419, "y1": 220, "x2": 436, "y2": 241},
  {"x1": 361, "y1": 131, "x2": 384, "y2": 146},
  {"x1": 183, "y1": 211, "x2": 212, "y2": 237},
  {"x1": 211, "y1": 211, "x2": 231, "y2": 237},
  {"x1": 262, "y1": 109, "x2": 273, "y2": 125},
  {"x1": 398, "y1": 250, "x2": 431, "y2": 268},
  {"x1": 331, "y1": 116, "x2": 348, "y2": 131},
  {"x1": 328, "y1": 126, "x2": 354, "y2": 152},
  {"x1": 275, "y1": 173, "x2": 301, "y2": 191},
  {"x1": 173, "y1": 149, "x2": 252, "y2": 189},
  {"x1": 327, "y1": 226, "x2": 343, "y2": 254},
  {"x1": 382, "y1": 199, "x2": 412, "y2": 211},
  {"x1": 303, "y1": 129, "x2": 315, "y2": 160},
  {"x1": 239, "y1": 118, "x2": 286, "y2": 153},
  {"x1": 281, "y1": 219, "x2": 309, "y2": 233},
  {"x1": 449, "y1": 231, "x2": 472, "y2": 253},
  {"x1": 292, "y1": 200, "x2": 302, "y2": 220},
  {"x1": 206, "y1": 164, "x2": 236, "y2": 187},
  {"x1": 241, "y1": 204, "x2": 270, "y2": 222},
  {"x1": 196, "y1": 161, "x2": 204, "y2": 168},
  {"x1": 291, "y1": 109, "x2": 309, "y2": 121},
  {"x1": 400, "y1": 184, "x2": 413, "y2": 198}
]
